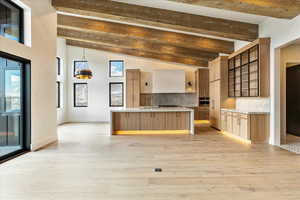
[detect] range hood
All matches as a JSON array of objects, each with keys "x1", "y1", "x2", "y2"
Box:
[{"x1": 152, "y1": 70, "x2": 186, "y2": 93}]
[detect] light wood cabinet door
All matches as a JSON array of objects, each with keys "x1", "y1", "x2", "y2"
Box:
[
  {"x1": 214, "y1": 81, "x2": 221, "y2": 129},
  {"x1": 221, "y1": 111, "x2": 227, "y2": 131},
  {"x1": 133, "y1": 79, "x2": 140, "y2": 107},
  {"x1": 198, "y1": 69, "x2": 209, "y2": 97},
  {"x1": 165, "y1": 112, "x2": 177, "y2": 130},
  {"x1": 209, "y1": 62, "x2": 214, "y2": 82},
  {"x1": 140, "y1": 112, "x2": 153, "y2": 130},
  {"x1": 140, "y1": 112, "x2": 166, "y2": 130},
  {"x1": 113, "y1": 112, "x2": 127, "y2": 131},
  {"x1": 240, "y1": 114, "x2": 250, "y2": 140},
  {"x1": 210, "y1": 81, "x2": 221, "y2": 129},
  {"x1": 176, "y1": 112, "x2": 190, "y2": 130},
  {"x1": 126, "y1": 80, "x2": 134, "y2": 108},
  {"x1": 209, "y1": 82, "x2": 216, "y2": 127},
  {"x1": 127, "y1": 113, "x2": 140, "y2": 130},
  {"x1": 226, "y1": 112, "x2": 233, "y2": 133},
  {"x1": 152, "y1": 112, "x2": 166, "y2": 130},
  {"x1": 140, "y1": 94, "x2": 152, "y2": 106},
  {"x1": 126, "y1": 69, "x2": 140, "y2": 108},
  {"x1": 165, "y1": 112, "x2": 190, "y2": 130},
  {"x1": 113, "y1": 112, "x2": 140, "y2": 130},
  {"x1": 232, "y1": 113, "x2": 240, "y2": 136}
]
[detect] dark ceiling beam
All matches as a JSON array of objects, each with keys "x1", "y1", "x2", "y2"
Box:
[
  {"x1": 166, "y1": 0, "x2": 300, "y2": 19},
  {"x1": 52, "y1": 0, "x2": 258, "y2": 41},
  {"x1": 66, "y1": 40, "x2": 209, "y2": 67},
  {"x1": 58, "y1": 28, "x2": 218, "y2": 61},
  {"x1": 58, "y1": 14, "x2": 234, "y2": 54}
]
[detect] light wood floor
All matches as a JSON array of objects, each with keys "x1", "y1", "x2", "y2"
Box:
[{"x1": 1, "y1": 123, "x2": 300, "y2": 200}]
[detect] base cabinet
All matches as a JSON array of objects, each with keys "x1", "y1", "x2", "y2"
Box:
[
  {"x1": 140, "y1": 112, "x2": 166, "y2": 130},
  {"x1": 165, "y1": 112, "x2": 190, "y2": 130},
  {"x1": 221, "y1": 110, "x2": 269, "y2": 143},
  {"x1": 232, "y1": 113, "x2": 240, "y2": 137},
  {"x1": 113, "y1": 112, "x2": 190, "y2": 132},
  {"x1": 113, "y1": 112, "x2": 141, "y2": 130},
  {"x1": 221, "y1": 111, "x2": 227, "y2": 131}
]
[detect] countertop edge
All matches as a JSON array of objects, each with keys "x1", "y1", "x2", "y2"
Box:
[
  {"x1": 221, "y1": 108, "x2": 270, "y2": 114},
  {"x1": 110, "y1": 108, "x2": 194, "y2": 112}
]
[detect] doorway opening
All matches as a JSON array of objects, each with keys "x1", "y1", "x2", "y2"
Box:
[
  {"x1": 286, "y1": 65, "x2": 300, "y2": 141},
  {"x1": 0, "y1": 52, "x2": 31, "y2": 162}
]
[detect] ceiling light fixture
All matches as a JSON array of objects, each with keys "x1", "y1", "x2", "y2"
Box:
[{"x1": 75, "y1": 48, "x2": 93, "y2": 80}]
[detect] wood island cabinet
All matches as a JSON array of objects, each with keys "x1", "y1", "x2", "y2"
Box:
[
  {"x1": 113, "y1": 112, "x2": 141, "y2": 130},
  {"x1": 112, "y1": 111, "x2": 191, "y2": 132},
  {"x1": 140, "y1": 112, "x2": 166, "y2": 130}
]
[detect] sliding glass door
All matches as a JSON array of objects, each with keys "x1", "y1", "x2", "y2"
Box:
[{"x1": 0, "y1": 55, "x2": 29, "y2": 160}]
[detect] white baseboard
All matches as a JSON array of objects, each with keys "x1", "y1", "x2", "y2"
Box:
[{"x1": 31, "y1": 136, "x2": 58, "y2": 151}]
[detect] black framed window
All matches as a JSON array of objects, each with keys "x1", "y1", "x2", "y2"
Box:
[
  {"x1": 56, "y1": 57, "x2": 61, "y2": 76},
  {"x1": 56, "y1": 81, "x2": 60, "y2": 108},
  {"x1": 109, "y1": 82, "x2": 123, "y2": 107},
  {"x1": 0, "y1": 0, "x2": 24, "y2": 43},
  {"x1": 109, "y1": 60, "x2": 124, "y2": 77},
  {"x1": 74, "y1": 83, "x2": 88, "y2": 107},
  {"x1": 74, "y1": 61, "x2": 88, "y2": 77}
]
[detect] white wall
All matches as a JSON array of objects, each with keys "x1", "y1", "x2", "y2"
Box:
[
  {"x1": 0, "y1": 0, "x2": 57, "y2": 150},
  {"x1": 258, "y1": 15, "x2": 300, "y2": 145},
  {"x1": 57, "y1": 38, "x2": 68, "y2": 124},
  {"x1": 66, "y1": 45, "x2": 197, "y2": 122}
]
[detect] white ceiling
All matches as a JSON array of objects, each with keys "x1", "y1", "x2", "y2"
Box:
[{"x1": 113, "y1": 0, "x2": 270, "y2": 24}]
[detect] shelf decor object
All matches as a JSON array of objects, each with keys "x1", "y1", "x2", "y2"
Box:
[
  {"x1": 228, "y1": 38, "x2": 270, "y2": 97},
  {"x1": 75, "y1": 48, "x2": 93, "y2": 80}
]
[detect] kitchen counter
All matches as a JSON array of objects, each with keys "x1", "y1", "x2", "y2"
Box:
[
  {"x1": 221, "y1": 108, "x2": 270, "y2": 114},
  {"x1": 110, "y1": 107, "x2": 194, "y2": 135}
]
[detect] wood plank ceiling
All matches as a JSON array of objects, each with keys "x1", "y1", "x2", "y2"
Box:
[
  {"x1": 53, "y1": 0, "x2": 260, "y2": 67},
  {"x1": 166, "y1": 0, "x2": 300, "y2": 19}
]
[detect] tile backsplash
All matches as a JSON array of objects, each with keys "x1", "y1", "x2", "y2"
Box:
[
  {"x1": 236, "y1": 97, "x2": 270, "y2": 112},
  {"x1": 144, "y1": 93, "x2": 198, "y2": 107}
]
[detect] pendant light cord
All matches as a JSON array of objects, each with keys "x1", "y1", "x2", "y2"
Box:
[{"x1": 83, "y1": 48, "x2": 86, "y2": 60}]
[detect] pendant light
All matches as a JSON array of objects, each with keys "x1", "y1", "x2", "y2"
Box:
[{"x1": 75, "y1": 48, "x2": 93, "y2": 80}]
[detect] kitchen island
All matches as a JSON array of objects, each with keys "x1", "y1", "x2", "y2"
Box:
[{"x1": 110, "y1": 107, "x2": 194, "y2": 135}]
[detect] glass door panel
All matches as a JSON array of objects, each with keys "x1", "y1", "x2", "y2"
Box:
[
  {"x1": 7, "y1": 115, "x2": 20, "y2": 146},
  {"x1": 5, "y1": 69, "x2": 21, "y2": 112},
  {"x1": 0, "y1": 57, "x2": 23, "y2": 159}
]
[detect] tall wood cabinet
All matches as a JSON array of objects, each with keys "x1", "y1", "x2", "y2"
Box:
[
  {"x1": 197, "y1": 69, "x2": 209, "y2": 98},
  {"x1": 209, "y1": 56, "x2": 235, "y2": 130},
  {"x1": 126, "y1": 69, "x2": 141, "y2": 108}
]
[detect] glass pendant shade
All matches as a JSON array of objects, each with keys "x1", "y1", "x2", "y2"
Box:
[{"x1": 76, "y1": 48, "x2": 93, "y2": 80}]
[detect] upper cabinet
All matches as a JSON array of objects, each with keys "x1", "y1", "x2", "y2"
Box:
[
  {"x1": 126, "y1": 69, "x2": 141, "y2": 108},
  {"x1": 228, "y1": 38, "x2": 270, "y2": 97}
]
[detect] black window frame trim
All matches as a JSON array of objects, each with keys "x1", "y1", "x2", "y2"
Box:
[
  {"x1": 73, "y1": 82, "x2": 88, "y2": 108},
  {"x1": 109, "y1": 82, "x2": 124, "y2": 107},
  {"x1": 109, "y1": 60, "x2": 124, "y2": 78},
  {"x1": 56, "y1": 81, "x2": 61, "y2": 108},
  {"x1": 0, "y1": 0, "x2": 24, "y2": 44},
  {"x1": 56, "y1": 57, "x2": 61, "y2": 76}
]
